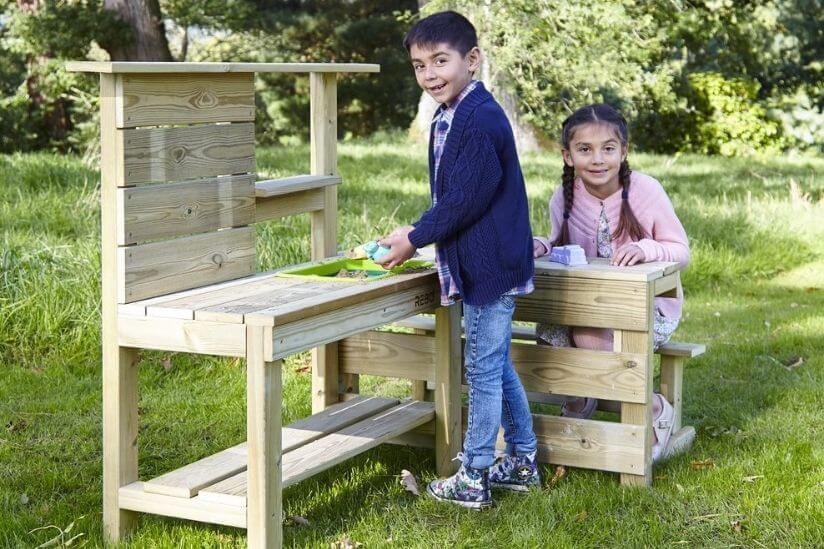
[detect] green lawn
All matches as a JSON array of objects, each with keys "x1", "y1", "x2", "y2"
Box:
[{"x1": 1, "y1": 136, "x2": 822, "y2": 547}]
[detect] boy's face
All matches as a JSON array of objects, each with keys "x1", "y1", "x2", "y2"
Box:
[
  {"x1": 563, "y1": 122, "x2": 628, "y2": 199},
  {"x1": 409, "y1": 42, "x2": 480, "y2": 105}
]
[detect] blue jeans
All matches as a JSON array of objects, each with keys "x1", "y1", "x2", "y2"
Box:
[{"x1": 462, "y1": 295, "x2": 537, "y2": 469}]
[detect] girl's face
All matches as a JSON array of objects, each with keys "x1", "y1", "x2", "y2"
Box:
[
  {"x1": 410, "y1": 42, "x2": 480, "y2": 105},
  {"x1": 563, "y1": 122, "x2": 627, "y2": 200}
]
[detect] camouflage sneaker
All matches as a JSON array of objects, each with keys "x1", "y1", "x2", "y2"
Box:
[
  {"x1": 427, "y1": 456, "x2": 492, "y2": 510},
  {"x1": 488, "y1": 451, "x2": 541, "y2": 492}
]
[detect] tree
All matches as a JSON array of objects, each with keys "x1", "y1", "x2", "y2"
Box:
[{"x1": 101, "y1": 0, "x2": 172, "y2": 61}]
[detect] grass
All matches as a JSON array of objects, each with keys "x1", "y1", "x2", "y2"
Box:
[{"x1": 1, "y1": 134, "x2": 823, "y2": 547}]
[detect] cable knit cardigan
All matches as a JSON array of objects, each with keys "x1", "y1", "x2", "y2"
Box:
[{"x1": 534, "y1": 171, "x2": 690, "y2": 349}]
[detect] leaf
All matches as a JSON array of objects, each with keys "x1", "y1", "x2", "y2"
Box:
[
  {"x1": 690, "y1": 458, "x2": 715, "y2": 470},
  {"x1": 548, "y1": 465, "x2": 567, "y2": 488},
  {"x1": 161, "y1": 357, "x2": 172, "y2": 372},
  {"x1": 730, "y1": 519, "x2": 746, "y2": 533},
  {"x1": 574, "y1": 510, "x2": 588, "y2": 523},
  {"x1": 6, "y1": 419, "x2": 28, "y2": 433},
  {"x1": 742, "y1": 475, "x2": 763, "y2": 483},
  {"x1": 20, "y1": 493, "x2": 29, "y2": 505},
  {"x1": 399, "y1": 469, "x2": 419, "y2": 496},
  {"x1": 288, "y1": 515, "x2": 310, "y2": 527},
  {"x1": 294, "y1": 365, "x2": 311, "y2": 374},
  {"x1": 331, "y1": 538, "x2": 362, "y2": 549}
]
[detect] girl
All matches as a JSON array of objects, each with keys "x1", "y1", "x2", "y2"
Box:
[{"x1": 533, "y1": 103, "x2": 690, "y2": 461}]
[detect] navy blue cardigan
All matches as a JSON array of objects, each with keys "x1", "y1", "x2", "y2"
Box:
[{"x1": 408, "y1": 82, "x2": 534, "y2": 306}]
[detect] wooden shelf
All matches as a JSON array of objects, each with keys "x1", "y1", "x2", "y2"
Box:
[{"x1": 255, "y1": 175, "x2": 341, "y2": 198}]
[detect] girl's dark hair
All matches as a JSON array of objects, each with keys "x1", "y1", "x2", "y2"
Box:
[
  {"x1": 403, "y1": 11, "x2": 478, "y2": 56},
  {"x1": 552, "y1": 103, "x2": 647, "y2": 247}
]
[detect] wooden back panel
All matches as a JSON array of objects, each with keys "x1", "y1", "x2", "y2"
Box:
[{"x1": 111, "y1": 73, "x2": 257, "y2": 303}]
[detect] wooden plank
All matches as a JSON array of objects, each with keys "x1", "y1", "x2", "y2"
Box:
[
  {"x1": 201, "y1": 401, "x2": 435, "y2": 507},
  {"x1": 534, "y1": 257, "x2": 677, "y2": 282},
  {"x1": 310, "y1": 71, "x2": 343, "y2": 414},
  {"x1": 619, "y1": 328, "x2": 655, "y2": 487},
  {"x1": 119, "y1": 482, "x2": 246, "y2": 528},
  {"x1": 118, "y1": 227, "x2": 255, "y2": 303},
  {"x1": 194, "y1": 281, "x2": 332, "y2": 324},
  {"x1": 657, "y1": 342, "x2": 706, "y2": 358},
  {"x1": 100, "y1": 73, "x2": 137, "y2": 543},
  {"x1": 532, "y1": 414, "x2": 645, "y2": 475},
  {"x1": 67, "y1": 61, "x2": 380, "y2": 74},
  {"x1": 653, "y1": 272, "x2": 679, "y2": 298},
  {"x1": 511, "y1": 342, "x2": 648, "y2": 404},
  {"x1": 118, "y1": 272, "x2": 277, "y2": 317},
  {"x1": 339, "y1": 332, "x2": 435, "y2": 382},
  {"x1": 117, "y1": 174, "x2": 255, "y2": 245},
  {"x1": 256, "y1": 188, "x2": 325, "y2": 223},
  {"x1": 118, "y1": 315, "x2": 246, "y2": 357},
  {"x1": 255, "y1": 175, "x2": 341, "y2": 197},
  {"x1": 246, "y1": 326, "x2": 281, "y2": 549},
  {"x1": 514, "y1": 276, "x2": 649, "y2": 331},
  {"x1": 267, "y1": 283, "x2": 439, "y2": 360},
  {"x1": 120, "y1": 122, "x2": 254, "y2": 186},
  {"x1": 392, "y1": 315, "x2": 537, "y2": 341},
  {"x1": 434, "y1": 304, "x2": 462, "y2": 477},
  {"x1": 244, "y1": 269, "x2": 437, "y2": 327},
  {"x1": 117, "y1": 73, "x2": 254, "y2": 128},
  {"x1": 659, "y1": 356, "x2": 685, "y2": 433},
  {"x1": 143, "y1": 395, "x2": 398, "y2": 498}
]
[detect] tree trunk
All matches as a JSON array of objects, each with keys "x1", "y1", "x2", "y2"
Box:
[{"x1": 101, "y1": 0, "x2": 173, "y2": 61}]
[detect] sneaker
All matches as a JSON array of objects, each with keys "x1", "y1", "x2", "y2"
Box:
[
  {"x1": 427, "y1": 455, "x2": 492, "y2": 510},
  {"x1": 488, "y1": 451, "x2": 541, "y2": 492}
]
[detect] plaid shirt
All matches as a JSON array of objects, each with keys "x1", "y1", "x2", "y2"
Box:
[{"x1": 431, "y1": 80, "x2": 533, "y2": 305}]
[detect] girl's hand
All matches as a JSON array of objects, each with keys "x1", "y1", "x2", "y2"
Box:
[
  {"x1": 375, "y1": 226, "x2": 417, "y2": 269},
  {"x1": 533, "y1": 239, "x2": 548, "y2": 258},
  {"x1": 611, "y1": 243, "x2": 646, "y2": 266}
]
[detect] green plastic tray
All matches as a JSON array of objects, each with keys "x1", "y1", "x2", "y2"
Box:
[{"x1": 276, "y1": 258, "x2": 433, "y2": 283}]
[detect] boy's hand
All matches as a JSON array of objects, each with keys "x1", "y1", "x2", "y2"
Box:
[
  {"x1": 611, "y1": 243, "x2": 646, "y2": 266},
  {"x1": 533, "y1": 238, "x2": 548, "y2": 258},
  {"x1": 375, "y1": 225, "x2": 417, "y2": 269}
]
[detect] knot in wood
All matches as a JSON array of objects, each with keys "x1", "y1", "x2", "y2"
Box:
[
  {"x1": 625, "y1": 360, "x2": 638, "y2": 369},
  {"x1": 193, "y1": 90, "x2": 218, "y2": 108},
  {"x1": 211, "y1": 253, "x2": 225, "y2": 267},
  {"x1": 171, "y1": 146, "x2": 187, "y2": 164}
]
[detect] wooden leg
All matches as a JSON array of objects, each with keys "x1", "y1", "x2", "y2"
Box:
[
  {"x1": 434, "y1": 303, "x2": 462, "y2": 476},
  {"x1": 411, "y1": 328, "x2": 432, "y2": 401},
  {"x1": 311, "y1": 343, "x2": 339, "y2": 413},
  {"x1": 102, "y1": 345, "x2": 139, "y2": 542},
  {"x1": 619, "y1": 329, "x2": 654, "y2": 487},
  {"x1": 659, "y1": 355, "x2": 684, "y2": 432},
  {"x1": 247, "y1": 326, "x2": 282, "y2": 549}
]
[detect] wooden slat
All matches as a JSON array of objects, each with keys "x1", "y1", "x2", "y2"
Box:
[
  {"x1": 339, "y1": 332, "x2": 435, "y2": 382},
  {"x1": 534, "y1": 257, "x2": 677, "y2": 282},
  {"x1": 515, "y1": 275, "x2": 649, "y2": 331},
  {"x1": 119, "y1": 122, "x2": 254, "y2": 186},
  {"x1": 118, "y1": 315, "x2": 246, "y2": 357},
  {"x1": 657, "y1": 342, "x2": 706, "y2": 358},
  {"x1": 117, "y1": 73, "x2": 254, "y2": 128},
  {"x1": 267, "y1": 283, "x2": 439, "y2": 360},
  {"x1": 119, "y1": 482, "x2": 246, "y2": 528},
  {"x1": 255, "y1": 175, "x2": 341, "y2": 197},
  {"x1": 117, "y1": 174, "x2": 255, "y2": 245},
  {"x1": 67, "y1": 61, "x2": 380, "y2": 74},
  {"x1": 199, "y1": 401, "x2": 435, "y2": 507},
  {"x1": 532, "y1": 414, "x2": 645, "y2": 475},
  {"x1": 118, "y1": 227, "x2": 255, "y2": 303},
  {"x1": 391, "y1": 315, "x2": 537, "y2": 340},
  {"x1": 619, "y1": 328, "x2": 655, "y2": 487},
  {"x1": 143, "y1": 396, "x2": 398, "y2": 498},
  {"x1": 256, "y1": 188, "x2": 325, "y2": 222},
  {"x1": 194, "y1": 281, "x2": 334, "y2": 324},
  {"x1": 434, "y1": 304, "x2": 462, "y2": 477},
  {"x1": 653, "y1": 272, "x2": 679, "y2": 298},
  {"x1": 512, "y1": 342, "x2": 648, "y2": 403}
]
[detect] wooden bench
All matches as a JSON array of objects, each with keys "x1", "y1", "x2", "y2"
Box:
[
  {"x1": 68, "y1": 61, "x2": 463, "y2": 548},
  {"x1": 340, "y1": 258, "x2": 706, "y2": 486}
]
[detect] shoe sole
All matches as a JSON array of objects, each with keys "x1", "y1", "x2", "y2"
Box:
[{"x1": 426, "y1": 485, "x2": 493, "y2": 510}]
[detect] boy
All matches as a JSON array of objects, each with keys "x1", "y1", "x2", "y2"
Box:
[{"x1": 375, "y1": 11, "x2": 540, "y2": 509}]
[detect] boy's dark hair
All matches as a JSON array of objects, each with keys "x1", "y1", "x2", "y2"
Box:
[
  {"x1": 403, "y1": 11, "x2": 478, "y2": 55},
  {"x1": 553, "y1": 103, "x2": 648, "y2": 248}
]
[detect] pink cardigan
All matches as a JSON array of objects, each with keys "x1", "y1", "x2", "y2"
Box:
[{"x1": 534, "y1": 171, "x2": 690, "y2": 350}]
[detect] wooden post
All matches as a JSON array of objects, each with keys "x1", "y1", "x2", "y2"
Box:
[
  {"x1": 434, "y1": 303, "x2": 462, "y2": 476},
  {"x1": 100, "y1": 73, "x2": 140, "y2": 542},
  {"x1": 309, "y1": 71, "x2": 355, "y2": 412},
  {"x1": 246, "y1": 325, "x2": 282, "y2": 548},
  {"x1": 659, "y1": 356, "x2": 684, "y2": 433},
  {"x1": 619, "y1": 282, "x2": 655, "y2": 487}
]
